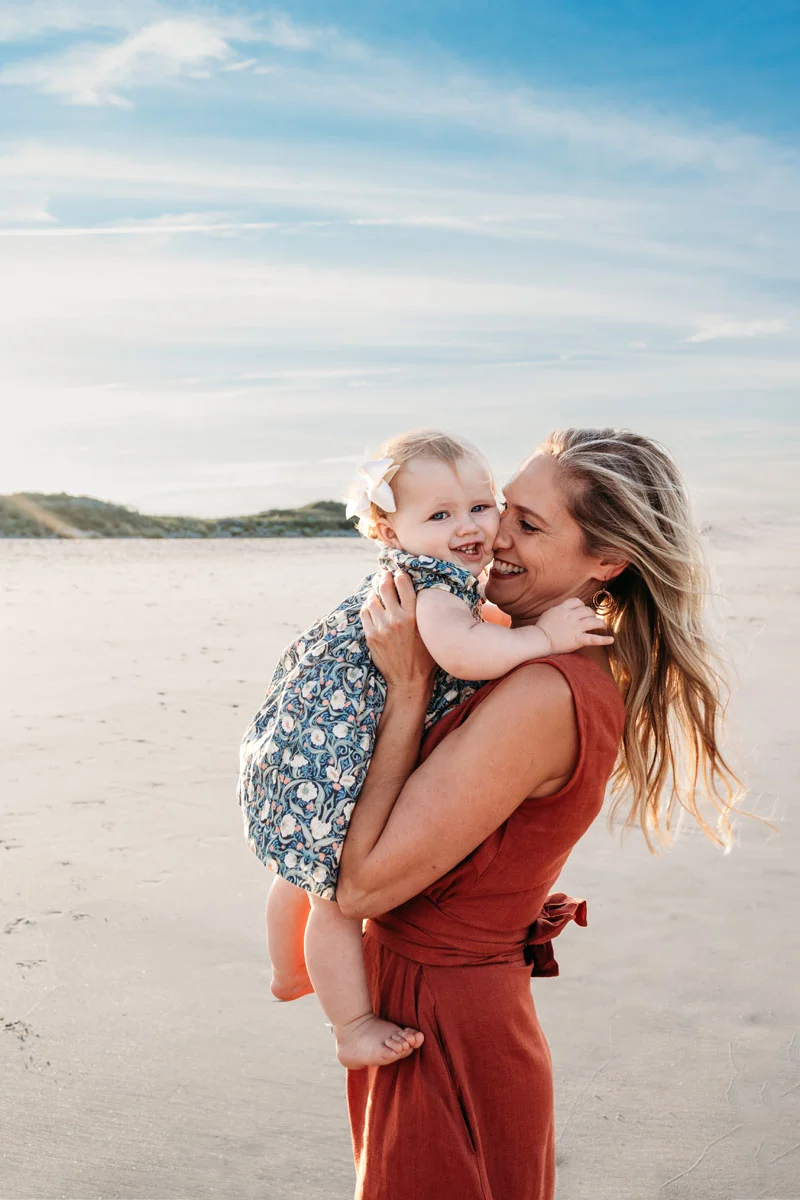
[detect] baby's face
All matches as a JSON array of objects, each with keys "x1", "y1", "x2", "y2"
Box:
[{"x1": 377, "y1": 455, "x2": 500, "y2": 575}]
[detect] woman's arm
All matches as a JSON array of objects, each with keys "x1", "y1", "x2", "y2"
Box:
[
  {"x1": 337, "y1": 569, "x2": 436, "y2": 872},
  {"x1": 415, "y1": 589, "x2": 612, "y2": 682},
  {"x1": 336, "y1": 574, "x2": 579, "y2": 920}
]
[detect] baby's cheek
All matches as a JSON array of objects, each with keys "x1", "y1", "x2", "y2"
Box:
[{"x1": 481, "y1": 508, "x2": 502, "y2": 541}]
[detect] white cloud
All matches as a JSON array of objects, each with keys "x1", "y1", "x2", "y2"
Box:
[
  {"x1": 223, "y1": 57, "x2": 258, "y2": 73},
  {"x1": 0, "y1": 209, "x2": 562, "y2": 240},
  {"x1": 0, "y1": 4, "x2": 789, "y2": 183},
  {"x1": 0, "y1": 214, "x2": 282, "y2": 236},
  {"x1": 0, "y1": 239, "x2": 683, "y2": 336},
  {"x1": 261, "y1": 12, "x2": 365, "y2": 58},
  {"x1": 263, "y1": 14, "x2": 316, "y2": 51},
  {"x1": 230, "y1": 42, "x2": 792, "y2": 177},
  {"x1": 686, "y1": 316, "x2": 789, "y2": 343},
  {"x1": 0, "y1": 7, "x2": 364, "y2": 106},
  {"x1": 0, "y1": 190, "x2": 56, "y2": 223},
  {"x1": 0, "y1": 1, "x2": 156, "y2": 42},
  {"x1": 0, "y1": 2, "x2": 328, "y2": 47},
  {"x1": 0, "y1": 17, "x2": 235, "y2": 106},
  {"x1": 2, "y1": 137, "x2": 797, "y2": 302}
]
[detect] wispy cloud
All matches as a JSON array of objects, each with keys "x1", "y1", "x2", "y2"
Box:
[
  {"x1": 0, "y1": 4, "x2": 791, "y2": 185},
  {"x1": 0, "y1": 0, "x2": 155, "y2": 42},
  {"x1": 0, "y1": 209, "x2": 561, "y2": 239},
  {"x1": 0, "y1": 213, "x2": 283, "y2": 236},
  {"x1": 262, "y1": 13, "x2": 319, "y2": 51},
  {"x1": 0, "y1": 191, "x2": 56, "y2": 223},
  {"x1": 0, "y1": 7, "x2": 363, "y2": 106},
  {"x1": 0, "y1": 2, "x2": 325, "y2": 47},
  {"x1": 222, "y1": 56, "x2": 258, "y2": 72},
  {"x1": 2, "y1": 137, "x2": 798, "y2": 294},
  {"x1": 686, "y1": 316, "x2": 790, "y2": 343},
  {"x1": 224, "y1": 37, "x2": 796, "y2": 177},
  {"x1": 0, "y1": 17, "x2": 237, "y2": 107}
]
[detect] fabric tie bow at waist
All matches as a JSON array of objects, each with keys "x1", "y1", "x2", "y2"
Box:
[
  {"x1": 524, "y1": 892, "x2": 588, "y2": 978},
  {"x1": 368, "y1": 890, "x2": 588, "y2": 971}
]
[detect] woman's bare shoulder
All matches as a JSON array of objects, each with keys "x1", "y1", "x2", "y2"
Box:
[
  {"x1": 476, "y1": 663, "x2": 579, "y2": 797},
  {"x1": 420, "y1": 660, "x2": 579, "y2": 805},
  {"x1": 484, "y1": 660, "x2": 576, "y2": 717},
  {"x1": 435, "y1": 660, "x2": 578, "y2": 762}
]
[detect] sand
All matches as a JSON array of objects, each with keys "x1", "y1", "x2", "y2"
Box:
[{"x1": 1, "y1": 526, "x2": 798, "y2": 1200}]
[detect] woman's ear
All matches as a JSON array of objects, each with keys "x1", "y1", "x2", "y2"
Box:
[
  {"x1": 597, "y1": 557, "x2": 629, "y2": 583},
  {"x1": 375, "y1": 516, "x2": 402, "y2": 549}
]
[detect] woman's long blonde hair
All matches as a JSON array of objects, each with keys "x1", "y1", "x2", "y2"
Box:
[{"x1": 539, "y1": 427, "x2": 754, "y2": 853}]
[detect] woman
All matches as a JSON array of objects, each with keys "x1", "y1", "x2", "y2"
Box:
[{"x1": 336, "y1": 428, "x2": 741, "y2": 1200}]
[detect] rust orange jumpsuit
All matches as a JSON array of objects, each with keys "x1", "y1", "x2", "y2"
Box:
[{"x1": 347, "y1": 654, "x2": 625, "y2": 1199}]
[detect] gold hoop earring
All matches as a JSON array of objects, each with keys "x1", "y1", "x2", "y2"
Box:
[{"x1": 591, "y1": 587, "x2": 613, "y2": 610}]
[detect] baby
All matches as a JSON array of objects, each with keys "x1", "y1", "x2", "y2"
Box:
[{"x1": 237, "y1": 429, "x2": 611, "y2": 1069}]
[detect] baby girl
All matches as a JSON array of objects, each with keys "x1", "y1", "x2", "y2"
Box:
[{"x1": 237, "y1": 429, "x2": 611, "y2": 1069}]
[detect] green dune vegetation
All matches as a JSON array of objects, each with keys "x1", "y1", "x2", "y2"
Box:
[{"x1": 0, "y1": 493, "x2": 357, "y2": 539}]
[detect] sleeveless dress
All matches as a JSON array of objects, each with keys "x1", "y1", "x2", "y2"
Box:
[
  {"x1": 347, "y1": 653, "x2": 625, "y2": 1200},
  {"x1": 236, "y1": 548, "x2": 484, "y2": 899}
]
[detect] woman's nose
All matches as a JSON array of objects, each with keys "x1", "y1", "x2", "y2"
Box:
[{"x1": 493, "y1": 510, "x2": 513, "y2": 550}]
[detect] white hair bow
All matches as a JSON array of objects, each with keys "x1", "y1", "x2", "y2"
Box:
[{"x1": 344, "y1": 457, "x2": 400, "y2": 521}]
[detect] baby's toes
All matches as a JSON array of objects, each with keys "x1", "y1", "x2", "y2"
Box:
[
  {"x1": 384, "y1": 1031, "x2": 411, "y2": 1051},
  {"x1": 382, "y1": 1032, "x2": 416, "y2": 1060}
]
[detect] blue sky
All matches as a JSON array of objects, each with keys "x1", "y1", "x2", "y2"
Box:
[{"x1": 1, "y1": 1, "x2": 798, "y2": 515}]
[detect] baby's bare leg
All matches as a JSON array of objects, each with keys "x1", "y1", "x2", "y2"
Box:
[
  {"x1": 266, "y1": 875, "x2": 314, "y2": 1001},
  {"x1": 304, "y1": 894, "x2": 424, "y2": 1069}
]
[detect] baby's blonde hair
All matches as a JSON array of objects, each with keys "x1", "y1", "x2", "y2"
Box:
[{"x1": 353, "y1": 429, "x2": 490, "y2": 540}]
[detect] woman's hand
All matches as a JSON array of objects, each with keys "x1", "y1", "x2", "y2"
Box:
[{"x1": 360, "y1": 570, "x2": 436, "y2": 694}]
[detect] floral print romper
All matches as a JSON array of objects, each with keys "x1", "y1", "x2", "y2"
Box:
[{"x1": 237, "y1": 548, "x2": 483, "y2": 899}]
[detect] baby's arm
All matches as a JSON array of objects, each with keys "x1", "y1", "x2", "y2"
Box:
[{"x1": 415, "y1": 589, "x2": 613, "y2": 680}]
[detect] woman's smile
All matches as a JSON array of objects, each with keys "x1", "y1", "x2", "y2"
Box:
[{"x1": 489, "y1": 557, "x2": 527, "y2": 577}]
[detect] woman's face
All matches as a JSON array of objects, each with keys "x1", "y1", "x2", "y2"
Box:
[{"x1": 485, "y1": 452, "x2": 613, "y2": 622}]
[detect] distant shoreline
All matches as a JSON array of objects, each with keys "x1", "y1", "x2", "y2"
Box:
[{"x1": 0, "y1": 493, "x2": 357, "y2": 539}]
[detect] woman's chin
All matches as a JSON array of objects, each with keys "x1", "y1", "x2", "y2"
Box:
[
  {"x1": 485, "y1": 571, "x2": 523, "y2": 605},
  {"x1": 483, "y1": 576, "x2": 505, "y2": 605}
]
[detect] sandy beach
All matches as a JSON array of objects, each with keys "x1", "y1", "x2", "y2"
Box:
[{"x1": 2, "y1": 524, "x2": 799, "y2": 1200}]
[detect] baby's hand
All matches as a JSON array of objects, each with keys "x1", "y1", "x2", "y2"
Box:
[{"x1": 536, "y1": 597, "x2": 614, "y2": 654}]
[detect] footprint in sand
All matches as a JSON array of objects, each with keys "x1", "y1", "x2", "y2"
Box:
[{"x1": 3, "y1": 917, "x2": 36, "y2": 935}]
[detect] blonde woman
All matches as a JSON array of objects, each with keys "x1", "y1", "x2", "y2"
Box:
[
  {"x1": 336, "y1": 428, "x2": 743, "y2": 1200},
  {"x1": 238, "y1": 430, "x2": 608, "y2": 1070}
]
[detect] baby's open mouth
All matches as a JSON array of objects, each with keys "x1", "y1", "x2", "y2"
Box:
[{"x1": 452, "y1": 542, "x2": 484, "y2": 560}]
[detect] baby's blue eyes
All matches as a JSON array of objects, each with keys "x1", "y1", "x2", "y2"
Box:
[{"x1": 428, "y1": 504, "x2": 492, "y2": 522}]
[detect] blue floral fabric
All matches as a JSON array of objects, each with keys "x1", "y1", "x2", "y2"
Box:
[{"x1": 237, "y1": 548, "x2": 484, "y2": 899}]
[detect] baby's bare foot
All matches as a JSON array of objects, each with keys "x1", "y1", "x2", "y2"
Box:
[
  {"x1": 270, "y1": 967, "x2": 314, "y2": 1002},
  {"x1": 334, "y1": 1013, "x2": 424, "y2": 1069}
]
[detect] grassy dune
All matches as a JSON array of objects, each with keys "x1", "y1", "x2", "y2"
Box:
[{"x1": 0, "y1": 493, "x2": 356, "y2": 539}]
